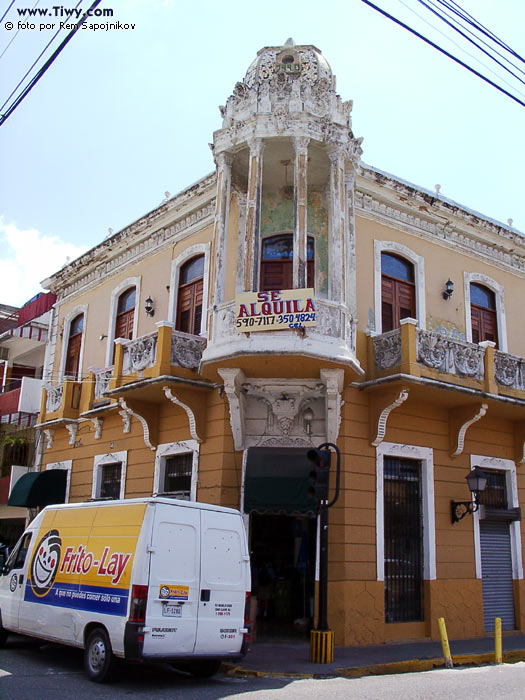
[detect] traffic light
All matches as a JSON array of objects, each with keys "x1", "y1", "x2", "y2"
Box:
[{"x1": 307, "y1": 448, "x2": 331, "y2": 504}]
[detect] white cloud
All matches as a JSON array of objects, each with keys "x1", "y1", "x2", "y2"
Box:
[{"x1": 0, "y1": 218, "x2": 88, "y2": 307}]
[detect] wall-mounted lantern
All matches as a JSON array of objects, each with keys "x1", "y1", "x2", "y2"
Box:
[
  {"x1": 144, "y1": 297, "x2": 155, "y2": 317},
  {"x1": 442, "y1": 279, "x2": 454, "y2": 300},
  {"x1": 451, "y1": 466, "x2": 488, "y2": 523},
  {"x1": 303, "y1": 406, "x2": 314, "y2": 435}
]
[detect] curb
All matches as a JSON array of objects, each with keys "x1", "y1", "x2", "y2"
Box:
[{"x1": 222, "y1": 649, "x2": 525, "y2": 680}]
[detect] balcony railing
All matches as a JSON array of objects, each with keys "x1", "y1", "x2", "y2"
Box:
[
  {"x1": 94, "y1": 367, "x2": 113, "y2": 399},
  {"x1": 369, "y1": 319, "x2": 525, "y2": 401}
]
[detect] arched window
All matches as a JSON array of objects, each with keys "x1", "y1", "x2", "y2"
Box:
[
  {"x1": 176, "y1": 256, "x2": 204, "y2": 335},
  {"x1": 65, "y1": 313, "x2": 84, "y2": 378},
  {"x1": 381, "y1": 252, "x2": 415, "y2": 332},
  {"x1": 115, "y1": 288, "x2": 135, "y2": 342},
  {"x1": 260, "y1": 233, "x2": 314, "y2": 291},
  {"x1": 470, "y1": 283, "x2": 498, "y2": 347}
]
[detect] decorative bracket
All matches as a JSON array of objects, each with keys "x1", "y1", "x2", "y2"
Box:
[
  {"x1": 43, "y1": 429, "x2": 55, "y2": 450},
  {"x1": 449, "y1": 403, "x2": 488, "y2": 456},
  {"x1": 91, "y1": 417, "x2": 104, "y2": 440},
  {"x1": 370, "y1": 387, "x2": 409, "y2": 447},
  {"x1": 320, "y1": 369, "x2": 344, "y2": 444},
  {"x1": 119, "y1": 407, "x2": 131, "y2": 434},
  {"x1": 217, "y1": 368, "x2": 246, "y2": 450},
  {"x1": 65, "y1": 422, "x2": 78, "y2": 446},
  {"x1": 163, "y1": 386, "x2": 203, "y2": 443},
  {"x1": 118, "y1": 398, "x2": 156, "y2": 451}
]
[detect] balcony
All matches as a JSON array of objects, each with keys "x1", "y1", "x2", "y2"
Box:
[
  {"x1": 368, "y1": 318, "x2": 525, "y2": 402},
  {"x1": 38, "y1": 323, "x2": 209, "y2": 424},
  {"x1": 0, "y1": 386, "x2": 21, "y2": 418}
]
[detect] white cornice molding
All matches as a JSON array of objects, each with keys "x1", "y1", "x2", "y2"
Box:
[
  {"x1": 47, "y1": 176, "x2": 216, "y2": 301},
  {"x1": 355, "y1": 183, "x2": 525, "y2": 278}
]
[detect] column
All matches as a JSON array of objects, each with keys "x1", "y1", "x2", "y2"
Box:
[
  {"x1": 327, "y1": 146, "x2": 346, "y2": 304},
  {"x1": 244, "y1": 139, "x2": 264, "y2": 292},
  {"x1": 293, "y1": 136, "x2": 309, "y2": 289},
  {"x1": 344, "y1": 170, "x2": 357, "y2": 339},
  {"x1": 212, "y1": 151, "x2": 233, "y2": 306},
  {"x1": 235, "y1": 192, "x2": 247, "y2": 293}
]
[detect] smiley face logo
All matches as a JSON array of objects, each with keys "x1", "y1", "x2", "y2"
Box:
[{"x1": 30, "y1": 529, "x2": 61, "y2": 597}]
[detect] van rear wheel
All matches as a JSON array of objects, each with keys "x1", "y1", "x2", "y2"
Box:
[{"x1": 84, "y1": 627, "x2": 115, "y2": 683}]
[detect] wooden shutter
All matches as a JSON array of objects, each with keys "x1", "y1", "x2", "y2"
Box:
[
  {"x1": 176, "y1": 278, "x2": 204, "y2": 335},
  {"x1": 381, "y1": 276, "x2": 395, "y2": 332},
  {"x1": 381, "y1": 275, "x2": 415, "y2": 332},
  {"x1": 115, "y1": 308, "x2": 134, "y2": 341},
  {"x1": 471, "y1": 305, "x2": 498, "y2": 347}
]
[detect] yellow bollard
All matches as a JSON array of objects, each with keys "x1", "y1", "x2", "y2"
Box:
[
  {"x1": 437, "y1": 617, "x2": 453, "y2": 669},
  {"x1": 494, "y1": 617, "x2": 503, "y2": 664},
  {"x1": 310, "y1": 629, "x2": 335, "y2": 663}
]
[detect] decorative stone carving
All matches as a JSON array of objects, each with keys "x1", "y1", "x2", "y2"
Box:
[
  {"x1": 494, "y1": 350, "x2": 524, "y2": 389},
  {"x1": 170, "y1": 331, "x2": 207, "y2": 369},
  {"x1": 123, "y1": 334, "x2": 157, "y2": 375},
  {"x1": 94, "y1": 368, "x2": 113, "y2": 399},
  {"x1": 417, "y1": 330, "x2": 484, "y2": 379},
  {"x1": 65, "y1": 422, "x2": 78, "y2": 446},
  {"x1": 43, "y1": 429, "x2": 54, "y2": 449},
  {"x1": 91, "y1": 417, "x2": 103, "y2": 439},
  {"x1": 450, "y1": 403, "x2": 488, "y2": 456},
  {"x1": 371, "y1": 389, "x2": 409, "y2": 447},
  {"x1": 46, "y1": 385, "x2": 63, "y2": 413},
  {"x1": 118, "y1": 398, "x2": 155, "y2": 450},
  {"x1": 374, "y1": 330, "x2": 402, "y2": 370},
  {"x1": 119, "y1": 408, "x2": 131, "y2": 433}
]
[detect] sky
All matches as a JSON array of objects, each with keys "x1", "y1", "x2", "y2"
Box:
[{"x1": 0, "y1": 0, "x2": 524, "y2": 306}]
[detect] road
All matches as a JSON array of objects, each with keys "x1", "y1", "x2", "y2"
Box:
[{"x1": 1, "y1": 634, "x2": 525, "y2": 699}]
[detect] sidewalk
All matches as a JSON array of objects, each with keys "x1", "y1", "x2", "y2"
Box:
[{"x1": 223, "y1": 633, "x2": 525, "y2": 678}]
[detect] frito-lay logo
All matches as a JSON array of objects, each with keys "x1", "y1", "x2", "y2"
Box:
[
  {"x1": 59, "y1": 545, "x2": 132, "y2": 585},
  {"x1": 30, "y1": 529, "x2": 62, "y2": 597}
]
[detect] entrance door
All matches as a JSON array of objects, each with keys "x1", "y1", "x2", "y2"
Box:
[
  {"x1": 480, "y1": 520, "x2": 515, "y2": 631},
  {"x1": 250, "y1": 514, "x2": 316, "y2": 640}
]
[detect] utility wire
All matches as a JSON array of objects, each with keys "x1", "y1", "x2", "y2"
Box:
[
  {"x1": 416, "y1": 0, "x2": 525, "y2": 88},
  {"x1": 426, "y1": 0, "x2": 525, "y2": 78},
  {"x1": 360, "y1": 0, "x2": 525, "y2": 108},
  {"x1": 397, "y1": 0, "x2": 525, "y2": 98},
  {"x1": 0, "y1": 1, "x2": 42, "y2": 63},
  {"x1": 0, "y1": 0, "x2": 83, "y2": 113},
  {"x1": 0, "y1": 0, "x2": 98, "y2": 126},
  {"x1": 437, "y1": 0, "x2": 525, "y2": 64},
  {"x1": 0, "y1": 0, "x2": 15, "y2": 25}
]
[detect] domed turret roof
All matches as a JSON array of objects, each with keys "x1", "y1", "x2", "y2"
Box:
[{"x1": 244, "y1": 39, "x2": 333, "y2": 88}]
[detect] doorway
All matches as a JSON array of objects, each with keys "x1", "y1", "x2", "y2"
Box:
[{"x1": 250, "y1": 513, "x2": 316, "y2": 640}]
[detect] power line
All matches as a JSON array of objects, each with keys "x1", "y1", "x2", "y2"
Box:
[
  {"x1": 360, "y1": 0, "x2": 525, "y2": 109},
  {"x1": 0, "y1": 1, "x2": 83, "y2": 114},
  {"x1": 0, "y1": 0, "x2": 100, "y2": 126},
  {"x1": 0, "y1": 1, "x2": 16, "y2": 25},
  {"x1": 0, "y1": 1, "x2": 42, "y2": 63},
  {"x1": 416, "y1": 0, "x2": 525, "y2": 88}
]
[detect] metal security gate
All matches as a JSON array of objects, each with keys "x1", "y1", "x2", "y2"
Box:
[
  {"x1": 384, "y1": 458, "x2": 423, "y2": 623},
  {"x1": 480, "y1": 520, "x2": 515, "y2": 631}
]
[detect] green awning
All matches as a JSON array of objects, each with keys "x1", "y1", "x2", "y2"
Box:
[
  {"x1": 8, "y1": 469, "x2": 67, "y2": 508},
  {"x1": 244, "y1": 447, "x2": 316, "y2": 515}
]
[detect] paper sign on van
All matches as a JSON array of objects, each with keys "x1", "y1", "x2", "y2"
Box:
[{"x1": 159, "y1": 584, "x2": 189, "y2": 600}]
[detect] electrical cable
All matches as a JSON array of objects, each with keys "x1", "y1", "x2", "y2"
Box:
[
  {"x1": 360, "y1": 0, "x2": 525, "y2": 108},
  {"x1": 0, "y1": 0, "x2": 83, "y2": 113},
  {"x1": 397, "y1": 0, "x2": 525, "y2": 98},
  {"x1": 426, "y1": 0, "x2": 525, "y2": 78},
  {"x1": 416, "y1": 0, "x2": 525, "y2": 88},
  {"x1": 437, "y1": 0, "x2": 525, "y2": 63},
  {"x1": 0, "y1": 1, "x2": 16, "y2": 25},
  {"x1": 0, "y1": 0, "x2": 99, "y2": 126},
  {"x1": 0, "y1": 1, "x2": 42, "y2": 63}
]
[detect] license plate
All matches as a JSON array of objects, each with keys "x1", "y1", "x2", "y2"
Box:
[{"x1": 162, "y1": 604, "x2": 182, "y2": 617}]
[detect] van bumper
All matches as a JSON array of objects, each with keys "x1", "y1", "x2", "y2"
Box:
[{"x1": 124, "y1": 621, "x2": 145, "y2": 661}]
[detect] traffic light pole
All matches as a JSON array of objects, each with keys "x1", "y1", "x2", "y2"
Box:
[{"x1": 308, "y1": 442, "x2": 341, "y2": 662}]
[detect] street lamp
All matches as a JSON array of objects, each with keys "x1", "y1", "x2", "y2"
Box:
[{"x1": 451, "y1": 466, "x2": 488, "y2": 523}]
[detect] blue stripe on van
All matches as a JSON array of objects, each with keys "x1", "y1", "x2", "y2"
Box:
[{"x1": 24, "y1": 580, "x2": 129, "y2": 616}]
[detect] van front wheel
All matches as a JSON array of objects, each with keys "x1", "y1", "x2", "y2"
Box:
[{"x1": 84, "y1": 628, "x2": 115, "y2": 683}]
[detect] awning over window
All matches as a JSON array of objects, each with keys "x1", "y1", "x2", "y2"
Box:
[
  {"x1": 244, "y1": 447, "x2": 316, "y2": 516},
  {"x1": 8, "y1": 469, "x2": 67, "y2": 508}
]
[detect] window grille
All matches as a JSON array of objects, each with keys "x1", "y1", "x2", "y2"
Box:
[
  {"x1": 479, "y1": 470, "x2": 507, "y2": 509},
  {"x1": 384, "y1": 457, "x2": 423, "y2": 623},
  {"x1": 100, "y1": 463, "x2": 122, "y2": 500},
  {"x1": 163, "y1": 453, "x2": 192, "y2": 498}
]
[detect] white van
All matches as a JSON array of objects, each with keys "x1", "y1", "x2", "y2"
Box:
[{"x1": 0, "y1": 497, "x2": 251, "y2": 682}]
